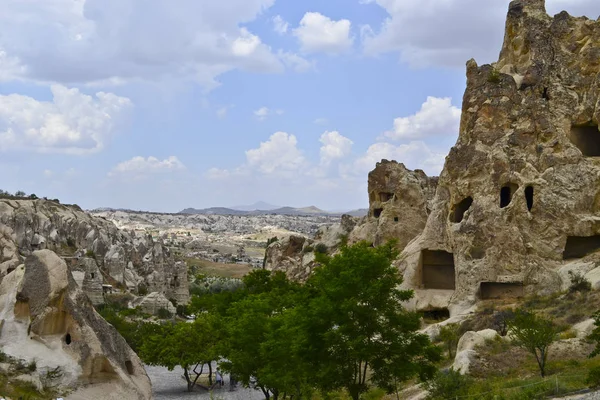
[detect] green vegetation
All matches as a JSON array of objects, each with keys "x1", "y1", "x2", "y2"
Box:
[
  {"x1": 487, "y1": 68, "x2": 501, "y2": 83},
  {"x1": 438, "y1": 324, "x2": 460, "y2": 359},
  {"x1": 314, "y1": 242, "x2": 328, "y2": 254},
  {"x1": 508, "y1": 310, "x2": 557, "y2": 377},
  {"x1": 424, "y1": 369, "x2": 472, "y2": 400},
  {"x1": 569, "y1": 270, "x2": 592, "y2": 293}
]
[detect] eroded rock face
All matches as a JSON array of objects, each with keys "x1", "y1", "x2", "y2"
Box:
[
  {"x1": 264, "y1": 235, "x2": 317, "y2": 281},
  {"x1": 399, "y1": 0, "x2": 600, "y2": 314},
  {"x1": 131, "y1": 292, "x2": 177, "y2": 316},
  {"x1": 0, "y1": 250, "x2": 151, "y2": 399},
  {"x1": 349, "y1": 161, "x2": 438, "y2": 248},
  {"x1": 0, "y1": 199, "x2": 188, "y2": 305}
]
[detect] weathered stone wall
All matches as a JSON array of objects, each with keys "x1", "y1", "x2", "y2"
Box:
[{"x1": 399, "y1": 0, "x2": 600, "y2": 315}]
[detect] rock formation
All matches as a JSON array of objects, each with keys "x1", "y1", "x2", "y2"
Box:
[
  {"x1": 264, "y1": 162, "x2": 438, "y2": 281},
  {"x1": 0, "y1": 199, "x2": 188, "y2": 307},
  {"x1": 349, "y1": 160, "x2": 438, "y2": 248},
  {"x1": 399, "y1": 0, "x2": 600, "y2": 315},
  {"x1": 0, "y1": 250, "x2": 151, "y2": 399}
]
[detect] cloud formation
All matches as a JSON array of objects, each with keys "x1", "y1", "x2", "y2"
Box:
[
  {"x1": 0, "y1": 85, "x2": 132, "y2": 154},
  {"x1": 246, "y1": 132, "x2": 306, "y2": 174},
  {"x1": 294, "y1": 12, "x2": 354, "y2": 54},
  {"x1": 381, "y1": 97, "x2": 461, "y2": 141},
  {"x1": 320, "y1": 131, "x2": 353, "y2": 166},
  {"x1": 109, "y1": 156, "x2": 186, "y2": 178}
]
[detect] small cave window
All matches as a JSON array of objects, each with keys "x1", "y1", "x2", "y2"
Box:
[
  {"x1": 394, "y1": 216, "x2": 399, "y2": 222},
  {"x1": 500, "y1": 183, "x2": 518, "y2": 208},
  {"x1": 125, "y1": 360, "x2": 134, "y2": 375},
  {"x1": 569, "y1": 123, "x2": 600, "y2": 156},
  {"x1": 422, "y1": 308, "x2": 450, "y2": 322},
  {"x1": 525, "y1": 186, "x2": 534, "y2": 211},
  {"x1": 542, "y1": 87, "x2": 549, "y2": 101},
  {"x1": 373, "y1": 208, "x2": 383, "y2": 218},
  {"x1": 65, "y1": 333, "x2": 72, "y2": 345},
  {"x1": 91, "y1": 273, "x2": 95, "y2": 279},
  {"x1": 450, "y1": 197, "x2": 473, "y2": 223}
]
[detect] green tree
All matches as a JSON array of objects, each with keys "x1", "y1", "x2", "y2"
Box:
[
  {"x1": 508, "y1": 309, "x2": 557, "y2": 377},
  {"x1": 438, "y1": 324, "x2": 461, "y2": 359},
  {"x1": 15, "y1": 190, "x2": 26, "y2": 197},
  {"x1": 305, "y1": 241, "x2": 441, "y2": 400},
  {"x1": 424, "y1": 369, "x2": 472, "y2": 400},
  {"x1": 139, "y1": 316, "x2": 222, "y2": 391},
  {"x1": 588, "y1": 311, "x2": 600, "y2": 358}
]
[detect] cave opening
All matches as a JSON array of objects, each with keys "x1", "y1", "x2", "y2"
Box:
[
  {"x1": 373, "y1": 208, "x2": 383, "y2": 218},
  {"x1": 450, "y1": 196, "x2": 473, "y2": 223},
  {"x1": 125, "y1": 360, "x2": 134, "y2": 375},
  {"x1": 394, "y1": 216, "x2": 399, "y2": 222},
  {"x1": 422, "y1": 308, "x2": 450, "y2": 321},
  {"x1": 65, "y1": 333, "x2": 72, "y2": 345},
  {"x1": 525, "y1": 186, "x2": 534, "y2": 211},
  {"x1": 91, "y1": 273, "x2": 95, "y2": 279},
  {"x1": 480, "y1": 282, "x2": 524, "y2": 300},
  {"x1": 421, "y1": 250, "x2": 456, "y2": 290},
  {"x1": 563, "y1": 236, "x2": 600, "y2": 259},
  {"x1": 500, "y1": 183, "x2": 518, "y2": 208},
  {"x1": 569, "y1": 123, "x2": 600, "y2": 156}
]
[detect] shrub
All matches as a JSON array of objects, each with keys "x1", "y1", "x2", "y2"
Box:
[
  {"x1": 66, "y1": 237, "x2": 76, "y2": 249},
  {"x1": 27, "y1": 360, "x2": 37, "y2": 372},
  {"x1": 439, "y1": 323, "x2": 461, "y2": 359},
  {"x1": 487, "y1": 68, "x2": 501, "y2": 83},
  {"x1": 569, "y1": 271, "x2": 592, "y2": 293},
  {"x1": 85, "y1": 249, "x2": 95, "y2": 258},
  {"x1": 424, "y1": 369, "x2": 472, "y2": 400},
  {"x1": 137, "y1": 283, "x2": 148, "y2": 296},
  {"x1": 559, "y1": 330, "x2": 577, "y2": 340},
  {"x1": 157, "y1": 308, "x2": 172, "y2": 319},
  {"x1": 492, "y1": 309, "x2": 515, "y2": 336},
  {"x1": 314, "y1": 243, "x2": 328, "y2": 254},
  {"x1": 303, "y1": 245, "x2": 314, "y2": 253},
  {"x1": 587, "y1": 366, "x2": 600, "y2": 388}
]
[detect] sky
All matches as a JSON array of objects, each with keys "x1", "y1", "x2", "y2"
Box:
[{"x1": 0, "y1": 0, "x2": 598, "y2": 213}]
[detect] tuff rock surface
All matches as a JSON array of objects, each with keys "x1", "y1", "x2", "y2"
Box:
[
  {"x1": 0, "y1": 250, "x2": 151, "y2": 399},
  {"x1": 0, "y1": 199, "x2": 189, "y2": 307},
  {"x1": 398, "y1": 0, "x2": 600, "y2": 314},
  {"x1": 264, "y1": 235, "x2": 317, "y2": 281}
]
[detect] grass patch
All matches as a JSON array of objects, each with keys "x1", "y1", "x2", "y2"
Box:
[{"x1": 185, "y1": 258, "x2": 252, "y2": 279}]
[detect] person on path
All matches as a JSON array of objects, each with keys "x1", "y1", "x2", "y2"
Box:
[{"x1": 216, "y1": 370, "x2": 223, "y2": 387}]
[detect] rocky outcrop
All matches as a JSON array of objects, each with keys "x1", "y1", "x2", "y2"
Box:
[
  {"x1": 0, "y1": 250, "x2": 151, "y2": 399},
  {"x1": 452, "y1": 329, "x2": 500, "y2": 374},
  {"x1": 0, "y1": 199, "x2": 188, "y2": 305},
  {"x1": 398, "y1": 0, "x2": 600, "y2": 315},
  {"x1": 131, "y1": 292, "x2": 177, "y2": 316},
  {"x1": 264, "y1": 235, "x2": 317, "y2": 281},
  {"x1": 350, "y1": 161, "x2": 438, "y2": 248}
]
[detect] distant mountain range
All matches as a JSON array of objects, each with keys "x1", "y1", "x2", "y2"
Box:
[{"x1": 179, "y1": 203, "x2": 368, "y2": 217}]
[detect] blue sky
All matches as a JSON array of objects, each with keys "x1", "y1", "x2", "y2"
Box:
[{"x1": 0, "y1": 0, "x2": 597, "y2": 212}]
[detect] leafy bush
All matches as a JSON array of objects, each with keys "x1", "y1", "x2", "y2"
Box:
[
  {"x1": 137, "y1": 283, "x2": 148, "y2": 296},
  {"x1": 569, "y1": 271, "x2": 592, "y2": 293},
  {"x1": 66, "y1": 237, "x2": 76, "y2": 249},
  {"x1": 85, "y1": 249, "x2": 95, "y2": 258},
  {"x1": 439, "y1": 324, "x2": 461, "y2": 359},
  {"x1": 587, "y1": 366, "x2": 600, "y2": 388},
  {"x1": 314, "y1": 243, "x2": 328, "y2": 254},
  {"x1": 157, "y1": 307, "x2": 172, "y2": 319},
  {"x1": 487, "y1": 68, "x2": 501, "y2": 83},
  {"x1": 424, "y1": 369, "x2": 472, "y2": 400},
  {"x1": 303, "y1": 245, "x2": 314, "y2": 253}
]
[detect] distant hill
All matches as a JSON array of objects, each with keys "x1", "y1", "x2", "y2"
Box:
[
  {"x1": 178, "y1": 205, "x2": 367, "y2": 217},
  {"x1": 230, "y1": 201, "x2": 280, "y2": 212}
]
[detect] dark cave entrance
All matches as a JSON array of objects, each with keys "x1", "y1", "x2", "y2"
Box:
[
  {"x1": 500, "y1": 183, "x2": 518, "y2": 208},
  {"x1": 525, "y1": 186, "x2": 534, "y2": 211},
  {"x1": 421, "y1": 250, "x2": 456, "y2": 290},
  {"x1": 569, "y1": 123, "x2": 600, "y2": 156},
  {"x1": 450, "y1": 197, "x2": 473, "y2": 223},
  {"x1": 373, "y1": 208, "x2": 383, "y2": 218},
  {"x1": 422, "y1": 308, "x2": 450, "y2": 321},
  {"x1": 563, "y1": 236, "x2": 600, "y2": 259},
  {"x1": 380, "y1": 192, "x2": 394, "y2": 202},
  {"x1": 480, "y1": 282, "x2": 524, "y2": 299},
  {"x1": 65, "y1": 333, "x2": 72, "y2": 345},
  {"x1": 125, "y1": 360, "x2": 134, "y2": 375}
]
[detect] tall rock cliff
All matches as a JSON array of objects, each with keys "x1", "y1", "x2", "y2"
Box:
[
  {"x1": 0, "y1": 199, "x2": 188, "y2": 306},
  {"x1": 399, "y1": 0, "x2": 600, "y2": 315}
]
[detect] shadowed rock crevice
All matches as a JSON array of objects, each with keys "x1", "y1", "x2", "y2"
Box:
[
  {"x1": 480, "y1": 282, "x2": 524, "y2": 300},
  {"x1": 569, "y1": 123, "x2": 600, "y2": 156},
  {"x1": 563, "y1": 236, "x2": 600, "y2": 260},
  {"x1": 421, "y1": 250, "x2": 456, "y2": 290},
  {"x1": 450, "y1": 197, "x2": 474, "y2": 223}
]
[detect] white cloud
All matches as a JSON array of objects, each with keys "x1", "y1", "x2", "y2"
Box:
[
  {"x1": 278, "y1": 51, "x2": 316, "y2": 73},
  {"x1": 273, "y1": 15, "x2": 289, "y2": 35},
  {"x1": 246, "y1": 132, "x2": 306, "y2": 174},
  {"x1": 314, "y1": 118, "x2": 328, "y2": 125},
  {"x1": 294, "y1": 12, "x2": 354, "y2": 54},
  {"x1": 0, "y1": 84, "x2": 132, "y2": 154},
  {"x1": 109, "y1": 156, "x2": 185, "y2": 177},
  {"x1": 381, "y1": 97, "x2": 460, "y2": 141},
  {"x1": 253, "y1": 107, "x2": 283, "y2": 121},
  {"x1": 0, "y1": 0, "x2": 284, "y2": 89},
  {"x1": 320, "y1": 131, "x2": 353, "y2": 166},
  {"x1": 361, "y1": 0, "x2": 599, "y2": 68},
  {"x1": 353, "y1": 141, "x2": 445, "y2": 176}
]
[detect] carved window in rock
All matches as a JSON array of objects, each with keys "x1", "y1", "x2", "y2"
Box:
[
  {"x1": 65, "y1": 333, "x2": 72, "y2": 345},
  {"x1": 563, "y1": 236, "x2": 600, "y2": 259},
  {"x1": 373, "y1": 208, "x2": 383, "y2": 218},
  {"x1": 450, "y1": 196, "x2": 473, "y2": 223},
  {"x1": 569, "y1": 123, "x2": 600, "y2": 156},
  {"x1": 380, "y1": 192, "x2": 394, "y2": 202},
  {"x1": 422, "y1": 308, "x2": 450, "y2": 321},
  {"x1": 500, "y1": 183, "x2": 518, "y2": 208},
  {"x1": 421, "y1": 250, "x2": 456, "y2": 290},
  {"x1": 480, "y1": 282, "x2": 524, "y2": 300},
  {"x1": 525, "y1": 186, "x2": 534, "y2": 211}
]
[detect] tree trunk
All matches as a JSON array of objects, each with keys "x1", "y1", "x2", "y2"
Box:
[
  {"x1": 183, "y1": 367, "x2": 194, "y2": 392},
  {"x1": 208, "y1": 363, "x2": 213, "y2": 385}
]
